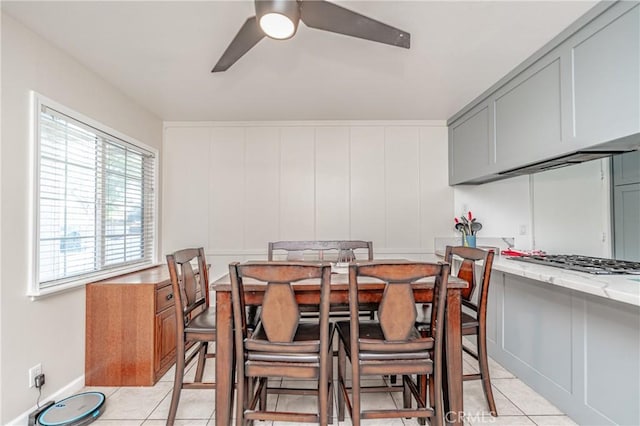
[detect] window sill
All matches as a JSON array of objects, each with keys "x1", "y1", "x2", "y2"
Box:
[{"x1": 28, "y1": 262, "x2": 161, "y2": 300}]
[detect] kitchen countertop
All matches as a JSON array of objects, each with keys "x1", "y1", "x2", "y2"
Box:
[
  {"x1": 492, "y1": 256, "x2": 640, "y2": 307},
  {"x1": 434, "y1": 250, "x2": 640, "y2": 307}
]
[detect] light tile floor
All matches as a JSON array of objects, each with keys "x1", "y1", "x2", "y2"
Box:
[{"x1": 86, "y1": 350, "x2": 577, "y2": 426}]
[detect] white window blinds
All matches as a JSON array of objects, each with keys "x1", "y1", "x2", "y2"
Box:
[{"x1": 37, "y1": 103, "x2": 156, "y2": 290}]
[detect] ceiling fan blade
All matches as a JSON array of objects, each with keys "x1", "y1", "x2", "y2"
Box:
[
  {"x1": 212, "y1": 16, "x2": 265, "y2": 73},
  {"x1": 299, "y1": 0, "x2": 410, "y2": 49}
]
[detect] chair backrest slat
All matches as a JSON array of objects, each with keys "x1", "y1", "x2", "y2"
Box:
[
  {"x1": 229, "y1": 261, "x2": 332, "y2": 346},
  {"x1": 167, "y1": 247, "x2": 210, "y2": 327},
  {"x1": 268, "y1": 240, "x2": 373, "y2": 262},
  {"x1": 351, "y1": 261, "x2": 450, "y2": 345},
  {"x1": 444, "y1": 245, "x2": 495, "y2": 313}
]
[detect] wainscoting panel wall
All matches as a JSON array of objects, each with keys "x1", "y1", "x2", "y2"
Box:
[{"x1": 163, "y1": 121, "x2": 452, "y2": 279}]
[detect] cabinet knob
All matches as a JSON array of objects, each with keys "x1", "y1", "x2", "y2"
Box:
[{"x1": 166, "y1": 293, "x2": 173, "y2": 301}]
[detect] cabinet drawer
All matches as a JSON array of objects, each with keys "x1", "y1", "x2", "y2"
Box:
[{"x1": 156, "y1": 284, "x2": 175, "y2": 313}]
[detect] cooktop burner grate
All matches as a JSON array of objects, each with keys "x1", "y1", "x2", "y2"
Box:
[{"x1": 507, "y1": 254, "x2": 640, "y2": 275}]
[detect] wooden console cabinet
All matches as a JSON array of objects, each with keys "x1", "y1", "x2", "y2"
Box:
[{"x1": 85, "y1": 265, "x2": 177, "y2": 386}]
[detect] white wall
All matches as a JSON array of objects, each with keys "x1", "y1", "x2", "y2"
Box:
[
  {"x1": 0, "y1": 13, "x2": 163, "y2": 423},
  {"x1": 453, "y1": 159, "x2": 611, "y2": 255},
  {"x1": 163, "y1": 121, "x2": 453, "y2": 278},
  {"x1": 532, "y1": 159, "x2": 611, "y2": 256},
  {"x1": 453, "y1": 176, "x2": 532, "y2": 249}
]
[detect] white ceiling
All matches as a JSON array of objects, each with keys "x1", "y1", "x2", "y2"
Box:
[{"x1": 3, "y1": 1, "x2": 598, "y2": 121}]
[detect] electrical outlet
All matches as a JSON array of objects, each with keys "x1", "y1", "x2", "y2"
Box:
[
  {"x1": 35, "y1": 373, "x2": 45, "y2": 388},
  {"x1": 519, "y1": 225, "x2": 527, "y2": 236},
  {"x1": 28, "y1": 364, "x2": 42, "y2": 388}
]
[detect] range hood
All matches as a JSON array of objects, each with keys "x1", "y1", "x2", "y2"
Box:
[
  {"x1": 460, "y1": 145, "x2": 638, "y2": 185},
  {"x1": 497, "y1": 150, "x2": 631, "y2": 178}
]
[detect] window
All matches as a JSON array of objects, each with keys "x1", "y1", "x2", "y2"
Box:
[{"x1": 32, "y1": 94, "x2": 157, "y2": 295}]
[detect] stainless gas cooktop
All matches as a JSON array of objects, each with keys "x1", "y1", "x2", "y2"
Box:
[{"x1": 507, "y1": 254, "x2": 640, "y2": 275}]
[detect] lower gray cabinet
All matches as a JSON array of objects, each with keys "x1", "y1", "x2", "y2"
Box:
[{"x1": 487, "y1": 272, "x2": 640, "y2": 425}]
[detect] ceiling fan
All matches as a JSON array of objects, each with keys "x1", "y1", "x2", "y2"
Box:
[{"x1": 212, "y1": 0, "x2": 410, "y2": 73}]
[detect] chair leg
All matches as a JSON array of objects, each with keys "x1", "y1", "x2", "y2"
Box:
[
  {"x1": 418, "y1": 375, "x2": 435, "y2": 426},
  {"x1": 236, "y1": 375, "x2": 248, "y2": 426},
  {"x1": 477, "y1": 332, "x2": 498, "y2": 416},
  {"x1": 352, "y1": 353, "x2": 361, "y2": 426},
  {"x1": 417, "y1": 374, "x2": 427, "y2": 426},
  {"x1": 403, "y1": 375, "x2": 411, "y2": 411},
  {"x1": 168, "y1": 341, "x2": 186, "y2": 426},
  {"x1": 194, "y1": 342, "x2": 207, "y2": 382},
  {"x1": 428, "y1": 374, "x2": 435, "y2": 413},
  {"x1": 259, "y1": 377, "x2": 267, "y2": 411},
  {"x1": 327, "y1": 347, "x2": 334, "y2": 425},
  {"x1": 319, "y1": 357, "x2": 329, "y2": 426},
  {"x1": 337, "y1": 341, "x2": 346, "y2": 422},
  {"x1": 441, "y1": 350, "x2": 450, "y2": 419},
  {"x1": 418, "y1": 374, "x2": 426, "y2": 404},
  {"x1": 433, "y1": 371, "x2": 444, "y2": 426}
]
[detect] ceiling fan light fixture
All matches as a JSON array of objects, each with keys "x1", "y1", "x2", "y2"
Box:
[
  {"x1": 255, "y1": 0, "x2": 300, "y2": 40},
  {"x1": 259, "y1": 13, "x2": 295, "y2": 39}
]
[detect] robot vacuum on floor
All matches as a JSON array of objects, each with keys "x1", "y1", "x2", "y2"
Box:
[{"x1": 37, "y1": 392, "x2": 106, "y2": 426}]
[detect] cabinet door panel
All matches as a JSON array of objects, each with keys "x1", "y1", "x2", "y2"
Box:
[
  {"x1": 449, "y1": 104, "x2": 491, "y2": 184},
  {"x1": 573, "y1": 4, "x2": 640, "y2": 145},
  {"x1": 495, "y1": 58, "x2": 562, "y2": 168},
  {"x1": 614, "y1": 183, "x2": 640, "y2": 261},
  {"x1": 613, "y1": 150, "x2": 640, "y2": 186},
  {"x1": 155, "y1": 307, "x2": 177, "y2": 374}
]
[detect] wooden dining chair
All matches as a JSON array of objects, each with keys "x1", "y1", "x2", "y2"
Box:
[
  {"x1": 417, "y1": 246, "x2": 497, "y2": 416},
  {"x1": 268, "y1": 240, "x2": 373, "y2": 262},
  {"x1": 229, "y1": 261, "x2": 334, "y2": 426},
  {"x1": 268, "y1": 240, "x2": 376, "y2": 320},
  {"x1": 336, "y1": 260, "x2": 450, "y2": 426},
  {"x1": 165, "y1": 247, "x2": 216, "y2": 426}
]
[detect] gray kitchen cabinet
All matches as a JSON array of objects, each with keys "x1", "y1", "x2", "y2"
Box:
[
  {"x1": 487, "y1": 271, "x2": 640, "y2": 425},
  {"x1": 448, "y1": 101, "x2": 492, "y2": 184},
  {"x1": 493, "y1": 56, "x2": 564, "y2": 170},
  {"x1": 614, "y1": 183, "x2": 640, "y2": 261},
  {"x1": 613, "y1": 149, "x2": 640, "y2": 185},
  {"x1": 571, "y1": 3, "x2": 640, "y2": 148},
  {"x1": 613, "y1": 150, "x2": 640, "y2": 261},
  {"x1": 448, "y1": 1, "x2": 640, "y2": 185}
]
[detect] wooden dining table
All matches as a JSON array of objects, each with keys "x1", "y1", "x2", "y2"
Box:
[{"x1": 212, "y1": 266, "x2": 468, "y2": 426}]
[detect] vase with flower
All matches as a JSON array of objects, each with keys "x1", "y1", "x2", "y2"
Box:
[{"x1": 454, "y1": 211, "x2": 482, "y2": 248}]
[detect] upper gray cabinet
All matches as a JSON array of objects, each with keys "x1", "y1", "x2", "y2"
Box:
[
  {"x1": 571, "y1": 4, "x2": 640, "y2": 147},
  {"x1": 448, "y1": 1, "x2": 640, "y2": 185},
  {"x1": 494, "y1": 57, "x2": 563, "y2": 170},
  {"x1": 448, "y1": 102, "x2": 492, "y2": 184},
  {"x1": 612, "y1": 151, "x2": 640, "y2": 261},
  {"x1": 613, "y1": 150, "x2": 640, "y2": 185}
]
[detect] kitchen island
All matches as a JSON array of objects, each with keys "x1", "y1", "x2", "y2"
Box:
[{"x1": 485, "y1": 257, "x2": 639, "y2": 425}]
